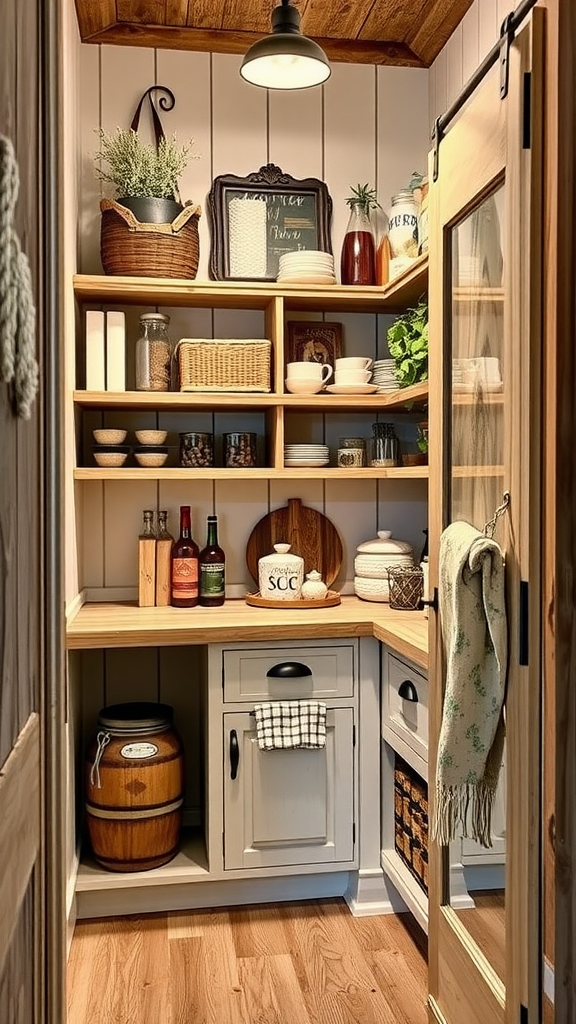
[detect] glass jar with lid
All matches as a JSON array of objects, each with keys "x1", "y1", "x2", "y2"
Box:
[{"x1": 135, "y1": 313, "x2": 172, "y2": 392}]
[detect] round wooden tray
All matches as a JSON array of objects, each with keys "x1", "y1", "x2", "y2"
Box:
[{"x1": 245, "y1": 590, "x2": 341, "y2": 609}]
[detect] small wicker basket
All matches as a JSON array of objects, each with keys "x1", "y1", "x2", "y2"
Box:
[
  {"x1": 387, "y1": 565, "x2": 424, "y2": 610},
  {"x1": 176, "y1": 338, "x2": 272, "y2": 392},
  {"x1": 100, "y1": 199, "x2": 201, "y2": 279}
]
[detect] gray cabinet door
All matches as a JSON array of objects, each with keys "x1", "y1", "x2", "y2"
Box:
[{"x1": 223, "y1": 709, "x2": 354, "y2": 870}]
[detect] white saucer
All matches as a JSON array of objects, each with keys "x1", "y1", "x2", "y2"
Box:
[
  {"x1": 284, "y1": 459, "x2": 330, "y2": 467},
  {"x1": 326, "y1": 383, "x2": 380, "y2": 395}
]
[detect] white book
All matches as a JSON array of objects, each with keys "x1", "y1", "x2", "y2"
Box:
[
  {"x1": 106, "y1": 311, "x2": 126, "y2": 392},
  {"x1": 85, "y1": 310, "x2": 105, "y2": 391}
]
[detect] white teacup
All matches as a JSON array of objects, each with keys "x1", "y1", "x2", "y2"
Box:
[
  {"x1": 334, "y1": 370, "x2": 372, "y2": 385},
  {"x1": 335, "y1": 356, "x2": 373, "y2": 371},
  {"x1": 287, "y1": 361, "x2": 333, "y2": 383}
]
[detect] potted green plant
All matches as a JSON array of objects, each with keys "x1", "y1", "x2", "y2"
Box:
[
  {"x1": 386, "y1": 298, "x2": 428, "y2": 387},
  {"x1": 95, "y1": 126, "x2": 194, "y2": 224}
]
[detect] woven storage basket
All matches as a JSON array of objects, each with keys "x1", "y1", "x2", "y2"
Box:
[
  {"x1": 100, "y1": 199, "x2": 201, "y2": 279},
  {"x1": 176, "y1": 338, "x2": 272, "y2": 392},
  {"x1": 387, "y1": 565, "x2": 424, "y2": 610}
]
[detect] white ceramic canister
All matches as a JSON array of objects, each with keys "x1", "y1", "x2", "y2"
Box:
[
  {"x1": 387, "y1": 190, "x2": 419, "y2": 262},
  {"x1": 353, "y1": 530, "x2": 414, "y2": 602},
  {"x1": 258, "y1": 543, "x2": 304, "y2": 601},
  {"x1": 301, "y1": 570, "x2": 328, "y2": 600}
]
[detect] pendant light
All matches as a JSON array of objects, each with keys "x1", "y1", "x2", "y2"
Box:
[{"x1": 240, "y1": 0, "x2": 331, "y2": 91}]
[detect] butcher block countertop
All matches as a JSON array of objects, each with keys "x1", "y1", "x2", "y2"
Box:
[{"x1": 66, "y1": 596, "x2": 429, "y2": 670}]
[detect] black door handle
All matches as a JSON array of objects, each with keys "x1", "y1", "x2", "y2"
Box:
[
  {"x1": 398, "y1": 679, "x2": 419, "y2": 703},
  {"x1": 230, "y1": 729, "x2": 239, "y2": 780},
  {"x1": 418, "y1": 587, "x2": 438, "y2": 612},
  {"x1": 266, "y1": 661, "x2": 313, "y2": 678}
]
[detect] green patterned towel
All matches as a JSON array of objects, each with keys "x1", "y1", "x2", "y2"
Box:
[{"x1": 433, "y1": 520, "x2": 507, "y2": 848}]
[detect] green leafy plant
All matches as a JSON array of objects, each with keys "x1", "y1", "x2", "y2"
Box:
[
  {"x1": 95, "y1": 127, "x2": 195, "y2": 200},
  {"x1": 345, "y1": 182, "x2": 381, "y2": 214},
  {"x1": 416, "y1": 425, "x2": 429, "y2": 454},
  {"x1": 386, "y1": 299, "x2": 429, "y2": 387}
]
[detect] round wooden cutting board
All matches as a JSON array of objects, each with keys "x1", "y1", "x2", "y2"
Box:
[{"x1": 246, "y1": 497, "x2": 343, "y2": 588}]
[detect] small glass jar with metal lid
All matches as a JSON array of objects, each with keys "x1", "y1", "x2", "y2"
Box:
[
  {"x1": 337, "y1": 437, "x2": 366, "y2": 468},
  {"x1": 135, "y1": 313, "x2": 172, "y2": 391}
]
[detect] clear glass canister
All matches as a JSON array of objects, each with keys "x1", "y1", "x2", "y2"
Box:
[
  {"x1": 135, "y1": 313, "x2": 172, "y2": 392},
  {"x1": 370, "y1": 422, "x2": 399, "y2": 467},
  {"x1": 337, "y1": 437, "x2": 366, "y2": 468}
]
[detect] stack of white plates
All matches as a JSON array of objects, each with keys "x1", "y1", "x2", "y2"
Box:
[
  {"x1": 284, "y1": 444, "x2": 330, "y2": 467},
  {"x1": 277, "y1": 250, "x2": 336, "y2": 285},
  {"x1": 372, "y1": 359, "x2": 399, "y2": 392}
]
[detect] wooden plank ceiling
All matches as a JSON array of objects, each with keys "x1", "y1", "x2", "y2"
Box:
[{"x1": 73, "y1": 0, "x2": 475, "y2": 68}]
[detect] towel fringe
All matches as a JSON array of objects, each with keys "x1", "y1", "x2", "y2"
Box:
[{"x1": 432, "y1": 781, "x2": 496, "y2": 848}]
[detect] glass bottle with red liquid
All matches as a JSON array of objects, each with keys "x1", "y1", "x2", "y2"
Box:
[
  {"x1": 171, "y1": 505, "x2": 199, "y2": 608},
  {"x1": 340, "y1": 183, "x2": 379, "y2": 286}
]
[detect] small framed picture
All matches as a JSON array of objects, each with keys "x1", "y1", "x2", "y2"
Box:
[{"x1": 286, "y1": 321, "x2": 343, "y2": 369}]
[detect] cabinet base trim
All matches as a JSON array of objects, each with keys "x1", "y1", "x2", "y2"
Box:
[
  {"x1": 75, "y1": 870, "x2": 351, "y2": 919},
  {"x1": 344, "y1": 867, "x2": 407, "y2": 917}
]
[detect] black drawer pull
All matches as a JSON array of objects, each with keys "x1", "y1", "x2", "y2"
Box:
[
  {"x1": 266, "y1": 661, "x2": 313, "y2": 678},
  {"x1": 230, "y1": 730, "x2": 239, "y2": 780},
  {"x1": 398, "y1": 679, "x2": 419, "y2": 703}
]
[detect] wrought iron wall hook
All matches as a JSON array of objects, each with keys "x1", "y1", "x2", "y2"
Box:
[
  {"x1": 130, "y1": 85, "x2": 176, "y2": 148},
  {"x1": 483, "y1": 491, "x2": 510, "y2": 539}
]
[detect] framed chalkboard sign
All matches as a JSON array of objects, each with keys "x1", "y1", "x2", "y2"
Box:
[{"x1": 207, "y1": 164, "x2": 333, "y2": 282}]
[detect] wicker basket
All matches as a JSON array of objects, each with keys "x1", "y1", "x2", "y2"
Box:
[
  {"x1": 387, "y1": 565, "x2": 424, "y2": 610},
  {"x1": 176, "y1": 338, "x2": 272, "y2": 392},
  {"x1": 100, "y1": 199, "x2": 201, "y2": 279}
]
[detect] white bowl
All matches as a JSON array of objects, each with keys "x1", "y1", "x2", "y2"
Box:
[
  {"x1": 93, "y1": 428, "x2": 127, "y2": 445},
  {"x1": 135, "y1": 451, "x2": 168, "y2": 467},
  {"x1": 285, "y1": 378, "x2": 324, "y2": 395},
  {"x1": 93, "y1": 450, "x2": 128, "y2": 468},
  {"x1": 354, "y1": 576, "x2": 390, "y2": 602},
  {"x1": 135, "y1": 429, "x2": 168, "y2": 445}
]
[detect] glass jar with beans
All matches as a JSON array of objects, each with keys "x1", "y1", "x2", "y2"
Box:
[
  {"x1": 179, "y1": 432, "x2": 214, "y2": 468},
  {"x1": 223, "y1": 432, "x2": 257, "y2": 467},
  {"x1": 135, "y1": 313, "x2": 172, "y2": 391}
]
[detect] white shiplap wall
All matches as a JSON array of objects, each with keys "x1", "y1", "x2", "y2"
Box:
[
  {"x1": 77, "y1": 49, "x2": 430, "y2": 601},
  {"x1": 429, "y1": 0, "x2": 514, "y2": 127}
]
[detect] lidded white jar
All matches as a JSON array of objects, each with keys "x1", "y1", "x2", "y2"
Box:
[
  {"x1": 354, "y1": 530, "x2": 414, "y2": 603},
  {"x1": 301, "y1": 570, "x2": 328, "y2": 601},
  {"x1": 258, "y1": 543, "x2": 304, "y2": 601}
]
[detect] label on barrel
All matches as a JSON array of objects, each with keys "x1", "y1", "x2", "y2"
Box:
[{"x1": 120, "y1": 742, "x2": 159, "y2": 759}]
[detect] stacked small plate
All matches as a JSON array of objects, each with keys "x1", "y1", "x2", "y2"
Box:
[
  {"x1": 372, "y1": 359, "x2": 399, "y2": 392},
  {"x1": 277, "y1": 250, "x2": 336, "y2": 285},
  {"x1": 284, "y1": 444, "x2": 330, "y2": 468}
]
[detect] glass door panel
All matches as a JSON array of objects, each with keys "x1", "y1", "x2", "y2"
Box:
[{"x1": 447, "y1": 186, "x2": 507, "y2": 981}]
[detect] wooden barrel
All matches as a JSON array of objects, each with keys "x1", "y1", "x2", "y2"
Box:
[{"x1": 85, "y1": 702, "x2": 184, "y2": 872}]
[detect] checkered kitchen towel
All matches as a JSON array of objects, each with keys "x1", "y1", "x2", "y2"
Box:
[{"x1": 253, "y1": 700, "x2": 327, "y2": 751}]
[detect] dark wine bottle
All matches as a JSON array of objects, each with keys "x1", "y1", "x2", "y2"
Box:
[
  {"x1": 171, "y1": 505, "x2": 199, "y2": 608},
  {"x1": 199, "y1": 515, "x2": 226, "y2": 607}
]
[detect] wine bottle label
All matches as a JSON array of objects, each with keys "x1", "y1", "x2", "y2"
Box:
[
  {"x1": 172, "y1": 557, "x2": 198, "y2": 600},
  {"x1": 200, "y1": 563, "x2": 225, "y2": 598}
]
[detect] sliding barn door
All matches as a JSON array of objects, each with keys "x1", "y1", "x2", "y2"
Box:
[{"x1": 427, "y1": 12, "x2": 543, "y2": 1024}]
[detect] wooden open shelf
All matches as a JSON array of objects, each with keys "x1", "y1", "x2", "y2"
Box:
[
  {"x1": 73, "y1": 253, "x2": 428, "y2": 314},
  {"x1": 74, "y1": 465, "x2": 429, "y2": 481},
  {"x1": 74, "y1": 381, "x2": 429, "y2": 411}
]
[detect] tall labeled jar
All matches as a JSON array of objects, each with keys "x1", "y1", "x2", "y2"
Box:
[
  {"x1": 387, "y1": 190, "x2": 419, "y2": 278},
  {"x1": 135, "y1": 313, "x2": 172, "y2": 391}
]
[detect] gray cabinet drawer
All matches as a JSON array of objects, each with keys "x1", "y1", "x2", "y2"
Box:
[
  {"x1": 382, "y1": 651, "x2": 428, "y2": 762},
  {"x1": 222, "y1": 642, "x2": 356, "y2": 702}
]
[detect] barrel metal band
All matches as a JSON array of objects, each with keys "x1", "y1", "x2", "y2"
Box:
[{"x1": 85, "y1": 797, "x2": 184, "y2": 821}]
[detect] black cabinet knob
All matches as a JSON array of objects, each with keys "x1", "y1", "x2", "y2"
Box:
[
  {"x1": 266, "y1": 661, "x2": 313, "y2": 678},
  {"x1": 398, "y1": 679, "x2": 419, "y2": 703}
]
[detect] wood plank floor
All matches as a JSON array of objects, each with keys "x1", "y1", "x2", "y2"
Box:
[
  {"x1": 67, "y1": 899, "x2": 428, "y2": 1024},
  {"x1": 454, "y1": 890, "x2": 505, "y2": 982}
]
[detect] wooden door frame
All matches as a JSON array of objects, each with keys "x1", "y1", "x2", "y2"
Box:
[
  {"x1": 547, "y1": 0, "x2": 576, "y2": 1019},
  {"x1": 427, "y1": 12, "x2": 544, "y2": 1023}
]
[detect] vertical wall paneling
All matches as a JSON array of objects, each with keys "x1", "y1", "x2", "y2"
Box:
[
  {"x1": 78, "y1": 45, "x2": 101, "y2": 275},
  {"x1": 104, "y1": 648, "x2": 159, "y2": 706},
  {"x1": 324, "y1": 64, "x2": 377, "y2": 278},
  {"x1": 324, "y1": 480, "x2": 378, "y2": 586},
  {"x1": 430, "y1": 45, "x2": 448, "y2": 129},
  {"x1": 268, "y1": 87, "x2": 323, "y2": 181},
  {"x1": 79, "y1": 481, "x2": 104, "y2": 590},
  {"x1": 158, "y1": 479, "x2": 213, "y2": 565},
  {"x1": 377, "y1": 67, "x2": 430, "y2": 227},
  {"x1": 211, "y1": 53, "x2": 267, "y2": 179},
  {"x1": 478, "y1": 1, "x2": 499, "y2": 65},
  {"x1": 158, "y1": 646, "x2": 207, "y2": 824},
  {"x1": 446, "y1": 22, "x2": 464, "y2": 108},
  {"x1": 377, "y1": 480, "x2": 428, "y2": 558},
  {"x1": 462, "y1": 4, "x2": 481, "y2": 86},
  {"x1": 156, "y1": 50, "x2": 212, "y2": 282},
  {"x1": 104, "y1": 480, "x2": 157, "y2": 591},
  {"x1": 215, "y1": 480, "x2": 269, "y2": 589}
]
